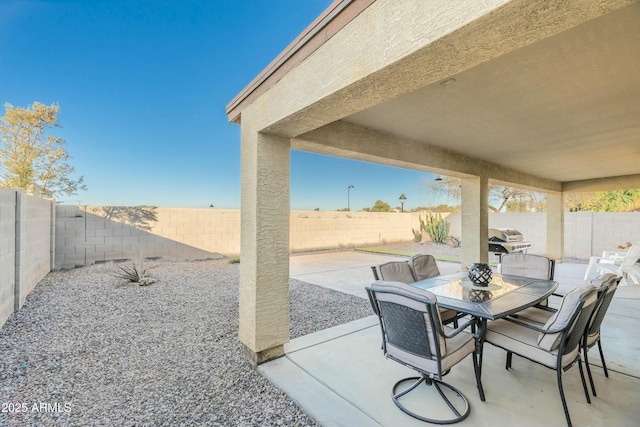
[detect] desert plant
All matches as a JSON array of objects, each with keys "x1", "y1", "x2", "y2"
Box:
[
  {"x1": 411, "y1": 228, "x2": 422, "y2": 243},
  {"x1": 115, "y1": 262, "x2": 154, "y2": 286},
  {"x1": 420, "y1": 213, "x2": 450, "y2": 244}
]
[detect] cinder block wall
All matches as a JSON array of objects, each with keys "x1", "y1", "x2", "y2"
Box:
[
  {"x1": 4, "y1": 199, "x2": 637, "y2": 329},
  {"x1": 55, "y1": 206, "x2": 237, "y2": 269},
  {"x1": 0, "y1": 190, "x2": 54, "y2": 327},
  {"x1": 54, "y1": 205, "x2": 640, "y2": 269},
  {"x1": 592, "y1": 212, "x2": 640, "y2": 256},
  {"x1": 435, "y1": 212, "x2": 548, "y2": 255},
  {"x1": 425, "y1": 211, "x2": 640, "y2": 259},
  {"x1": 291, "y1": 211, "x2": 415, "y2": 251},
  {"x1": 0, "y1": 190, "x2": 16, "y2": 326},
  {"x1": 15, "y1": 192, "x2": 54, "y2": 310},
  {"x1": 55, "y1": 206, "x2": 415, "y2": 268}
]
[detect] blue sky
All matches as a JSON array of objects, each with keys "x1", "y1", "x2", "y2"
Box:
[{"x1": 0, "y1": 0, "x2": 441, "y2": 211}]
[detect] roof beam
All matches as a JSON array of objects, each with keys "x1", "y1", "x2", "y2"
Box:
[
  {"x1": 563, "y1": 174, "x2": 640, "y2": 192},
  {"x1": 293, "y1": 120, "x2": 561, "y2": 192}
]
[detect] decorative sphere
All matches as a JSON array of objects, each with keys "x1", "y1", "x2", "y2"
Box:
[{"x1": 468, "y1": 263, "x2": 492, "y2": 286}]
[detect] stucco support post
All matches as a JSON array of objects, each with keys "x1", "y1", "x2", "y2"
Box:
[
  {"x1": 461, "y1": 176, "x2": 488, "y2": 267},
  {"x1": 239, "y1": 120, "x2": 291, "y2": 365},
  {"x1": 546, "y1": 191, "x2": 564, "y2": 262}
]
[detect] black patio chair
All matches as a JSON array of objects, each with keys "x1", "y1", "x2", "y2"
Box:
[
  {"x1": 366, "y1": 280, "x2": 483, "y2": 424},
  {"x1": 409, "y1": 254, "x2": 441, "y2": 281},
  {"x1": 372, "y1": 260, "x2": 416, "y2": 283},
  {"x1": 499, "y1": 253, "x2": 556, "y2": 306},
  {"x1": 371, "y1": 259, "x2": 459, "y2": 326},
  {"x1": 506, "y1": 273, "x2": 621, "y2": 398},
  {"x1": 484, "y1": 284, "x2": 599, "y2": 427},
  {"x1": 582, "y1": 273, "x2": 621, "y2": 396}
]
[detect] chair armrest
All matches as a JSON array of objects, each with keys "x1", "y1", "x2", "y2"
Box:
[
  {"x1": 601, "y1": 250, "x2": 626, "y2": 264},
  {"x1": 528, "y1": 304, "x2": 557, "y2": 313},
  {"x1": 503, "y1": 315, "x2": 567, "y2": 334},
  {"x1": 602, "y1": 250, "x2": 626, "y2": 258},
  {"x1": 442, "y1": 318, "x2": 476, "y2": 339}
]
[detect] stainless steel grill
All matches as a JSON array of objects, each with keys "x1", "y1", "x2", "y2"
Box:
[{"x1": 488, "y1": 228, "x2": 532, "y2": 257}]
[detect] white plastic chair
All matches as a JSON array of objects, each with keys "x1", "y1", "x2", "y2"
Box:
[{"x1": 583, "y1": 243, "x2": 640, "y2": 285}]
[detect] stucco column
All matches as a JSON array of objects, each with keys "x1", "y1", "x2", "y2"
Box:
[
  {"x1": 546, "y1": 191, "x2": 564, "y2": 261},
  {"x1": 240, "y1": 119, "x2": 291, "y2": 365},
  {"x1": 461, "y1": 176, "x2": 488, "y2": 266}
]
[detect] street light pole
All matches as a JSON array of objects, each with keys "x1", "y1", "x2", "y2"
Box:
[
  {"x1": 399, "y1": 193, "x2": 406, "y2": 212},
  {"x1": 347, "y1": 185, "x2": 354, "y2": 211}
]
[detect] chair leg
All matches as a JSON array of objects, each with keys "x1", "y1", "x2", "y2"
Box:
[
  {"x1": 597, "y1": 340, "x2": 609, "y2": 377},
  {"x1": 392, "y1": 375, "x2": 471, "y2": 424},
  {"x1": 583, "y1": 345, "x2": 597, "y2": 397},
  {"x1": 556, "y1": 369, "x2": 573, "y2": 427},
  {"x1": 578, "y1": 357, "x2": 591, "y2": 404},
  {"x1": 506, "y1": 351, "x2": 513, "y2": 370}
]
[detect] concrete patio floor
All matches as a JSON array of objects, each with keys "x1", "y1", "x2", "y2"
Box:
[{"x1": 262, "y1": 251, "x2": 640, "y2": 427}]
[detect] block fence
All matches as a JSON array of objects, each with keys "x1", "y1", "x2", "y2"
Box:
[
  {"x1": 2, "y1": 197, "x2": 638, "y2": 328},
  {"x1": 0, "y1": 189, "x2": 54, "y2": 327},
  {"x1": 54, "y1": 206, "x2": 640, "y2": 269}
]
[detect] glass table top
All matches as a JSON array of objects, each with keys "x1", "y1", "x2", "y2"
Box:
[{"x1": 412, "y1": 272, "x2": 558, "y2": 320}]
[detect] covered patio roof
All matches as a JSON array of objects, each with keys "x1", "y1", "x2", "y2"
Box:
[
  {"x1": 228, "y1": 0, "x2": 640, "y2": 191},
  {"x1": 226, "y1": 0, "x2": 640, "y2": 363}
]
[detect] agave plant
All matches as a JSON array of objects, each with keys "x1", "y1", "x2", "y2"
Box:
[{"x1": 115, "y1": 262, "x2": 154, "y2": 286}]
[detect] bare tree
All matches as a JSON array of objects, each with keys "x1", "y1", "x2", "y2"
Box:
[{"x1": 423, "y1": 176, "x2": 546, "y2": 212}]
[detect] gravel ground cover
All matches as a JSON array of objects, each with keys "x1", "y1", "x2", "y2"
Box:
[{"x1": 0, "y1": 260, "x2": 372, "y2": 427}]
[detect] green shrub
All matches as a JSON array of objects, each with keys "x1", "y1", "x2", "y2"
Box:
[{"x1": 420, "y1": 213, "x2": 450, "y2": 244}]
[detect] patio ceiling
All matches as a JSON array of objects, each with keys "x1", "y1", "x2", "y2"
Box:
[
  {"x1": 227, "y1": 0, "x2": 640, "y2": 193},
  {"x1": 344, "y1": 3, "x2": 640, "y2": 186}
]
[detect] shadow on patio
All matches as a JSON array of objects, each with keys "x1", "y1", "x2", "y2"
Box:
[{"x1": 267, "y1": 251, "x2": 640, "y2": 426}]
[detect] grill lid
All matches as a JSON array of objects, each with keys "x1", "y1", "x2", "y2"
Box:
[{"x1": 488, "y1": 228, "x2": 524, "y2": 243}]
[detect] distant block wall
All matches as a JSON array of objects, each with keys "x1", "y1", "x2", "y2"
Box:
[
  {"x1": 4, "y1": 199, "x2": 637, "y2": 329},
  {"x1": 55, "y1": 207, "x2": 418, "y2": 268},
  {"x1": 290, "y1": 211, "x2": 415, "y2": 251},
  {"x1": 54, "y1": 206, "x2": 640, "y2": 269},
  {"x1": 54, "y1": 206, "x2": 235, "y2": 269},
  {"x1": 425, "y1": 211, "x2": 640, "y2": 259},
  {"x1": 0, "y1": 190, "x2": 54, "y2": 327}
]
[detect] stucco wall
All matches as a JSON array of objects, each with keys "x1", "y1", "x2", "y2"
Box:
[{"x1": 0, "y1": 190, "x2": 54, "y2": 327}]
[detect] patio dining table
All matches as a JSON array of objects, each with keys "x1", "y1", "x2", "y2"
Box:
[{"x1": 412, "y1": 271, "x2": 559, "y2": 401}]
